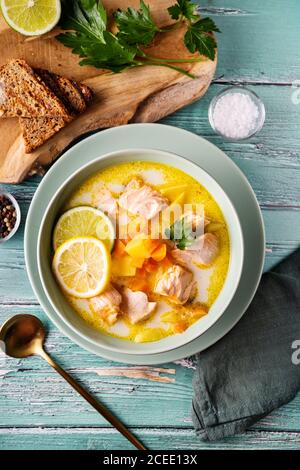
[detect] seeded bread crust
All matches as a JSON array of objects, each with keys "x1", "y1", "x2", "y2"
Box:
[
  {"x1": 20, "y1": 69, "x2": 93, "y2": 153},
  {"x1": 0, "y1": 59, "x2": 71, "y2": 119},
  {"x1": 76, "y1": 82, "x2": 94, "y2": 107},
  {"x1": 35, "y1": 69, "x2": 88, "y2": 115}
]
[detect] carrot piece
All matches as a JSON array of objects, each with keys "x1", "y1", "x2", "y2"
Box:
[
  {"x1": 173, "y1": 320, "x2": 189, "y2": 334},
  {"x1": 113, "y1": 239, "x2": 126, "y2": 257},
  {"x1": 144, "y1": 258, "x2": 159, "y2": 273},
  {"x1": 136, "y1": 267, "x2": 146, "y2": 276},
  {"x1": 151, "y1": 243, "x2": 167, "y2": 262},
  {"x1": 160, "y1": 255, "x2": 173, "y2": 268},
  {"x1": 127, "y1": 277, "x2": 149, "y2": 293}
]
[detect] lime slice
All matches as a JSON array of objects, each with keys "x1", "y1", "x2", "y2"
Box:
[
  {"x1": 53, "y1": 206, "x2": 115, "y2": 252},
  {"x1": 53, "y1": 237, "x2": 111, "y2": 299},
  {"x1": 1, "y1": 0, "x2": 61, "y2": 36}
]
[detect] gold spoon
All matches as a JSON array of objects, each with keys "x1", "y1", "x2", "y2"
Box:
[{"x1": 0, "y1": 314, "x2": 146, "y2": 451}]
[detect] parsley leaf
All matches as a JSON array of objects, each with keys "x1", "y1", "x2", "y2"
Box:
[
  {"x1": 168, "y1": 2, "x2": 220, "y2": 60},
  {"x1": 58, "y1": 0, "x2": 138, "y2": 72},
  {"x1": 165, "y1": 217, "x2": 196, "y2": 250},
  {"x1": 114, "y1": 0, "x2": 159, "y2": 46},
  {"x1": 59, "y1": 0, "x2": 107, "y2": 43},
  {"x1": 58, "y1": 30, "x2": 138, "y2": 73},
  {"x1": 168, "y1": 0, "x2": 199, "y2": 22},
  {"x1": 190, "y1": 17, "x2": 220, "y2": 34},
  {"x1": 184, "y1": 18, "x2": 220, "y2": 60}
]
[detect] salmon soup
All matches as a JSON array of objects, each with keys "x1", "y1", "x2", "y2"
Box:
[{"x1": 53, "y1": 161, "x2": 230, "y2": 343}]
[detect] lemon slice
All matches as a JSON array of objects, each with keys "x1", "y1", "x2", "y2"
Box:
[
  {"x1": 53, "y1": 237, "x2": 111, "y2": 299},
  {"x1": 53, "y1": 206, "x2": 115, "y2": 252},
  {"x1": 1, "y1": 0, "x2": 61, "y2": 36}
]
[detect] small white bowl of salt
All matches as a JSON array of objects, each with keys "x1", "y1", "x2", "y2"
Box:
[{"x1": 208, "y1": 86, "x2": 265, "y2": 141}]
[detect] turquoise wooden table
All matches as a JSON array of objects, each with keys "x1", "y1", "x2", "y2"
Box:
[{"x1": 1, "y1": 0, "x2": 300, "y2": 450}]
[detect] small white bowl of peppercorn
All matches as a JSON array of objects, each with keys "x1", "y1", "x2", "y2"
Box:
[{"x1": 0, "y1": 192, "x2": 21, "y2": 242}]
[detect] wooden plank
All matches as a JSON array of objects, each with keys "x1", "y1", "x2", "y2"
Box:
[
  {"x1": 1, "y1": 427, "x2": 300, "y2": 450},
  {"x1": 1, "y1": 0, "x2": 300, "y2": 181},
  {"x1": 163, "y1": 84, "x2": 300, "y2": 182},
  {"x1": 0, "y1": 0, "x2": 218, "y2": 183},
  {"x1": 0, "y1": 42, "x2": 217, "y2": 183},
  {"x1": 0, "y1": 80, "x2": 299, "y2": 196},
  {"x1": 1, "y1": 85, "x2": 299, "y2": 299},
  {"x1": 3, "y1": 82, "x2": 299, "y2": 198},
  {"x1": 199, "y1": 0, "x2": 300, "y2": 83},
  {"x1": 0, "y1": 205, "x2": 298, "y2": 304},
  {"x1": 0, "y1": 303, "x2": 190, "y2": 428},
  {"x1": 0, "y1": 0, "x2": 298, "y2": 84},
  {"x1": 0, "y1": 83, "x2": 299, "y2": 196},
  {"x1": 1, "y1": 303, "x2": 300, "y2": 431},
  {"x1": 0, "y1": 0, "x2": 300, "y2": 450},
  {"x1": 3, "y1": 155, "x2": 300, "y2": 209}
]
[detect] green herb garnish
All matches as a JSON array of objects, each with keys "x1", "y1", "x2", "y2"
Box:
[
  {"x1": 57, "y1": 0, "x2": 220, "y2": 77},
  {"x1": 165, "y1": 217, "x2": 197, "y2": 250}
]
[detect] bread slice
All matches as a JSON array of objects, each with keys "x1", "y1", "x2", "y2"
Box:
[
  {"x1": 20, "y1": 70, "x2": 93, "y2": 153},
  {"x1": 0, "y1": 59, "x2": 71, "y2": 119},
  {"x1": 20, "y1": 117, "x2": 66, "y2": 153},
  {"x1": 35, "y1": 69, "x2": 88, "y2": 115}
]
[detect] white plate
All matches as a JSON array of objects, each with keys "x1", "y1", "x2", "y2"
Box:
[
  {"x1": 25, "y1": 124, "x2": 265, "y2": 365},
  {"x1": 37, "y1": 148, "x2": 244, "y2": 355}
]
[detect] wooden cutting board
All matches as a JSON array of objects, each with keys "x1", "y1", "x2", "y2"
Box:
[{"x1": 0, "y1": 0, "x2": 217, "y2": 183}]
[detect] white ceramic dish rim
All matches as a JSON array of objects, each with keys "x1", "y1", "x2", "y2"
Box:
[
  {"x1": 37, "y1": 147, "x2": 244, "y2": 355},
  {"x1": 24, "y1": 123, "x2": 265, "y2": 365}
]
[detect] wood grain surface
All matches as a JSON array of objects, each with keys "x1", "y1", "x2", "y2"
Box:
[
  {"x1": 0, "y1": 0, "x2": 300, "y2": 451},
  {"x1": 0, "y1": 0, "x2": 216, "y2": 183}
]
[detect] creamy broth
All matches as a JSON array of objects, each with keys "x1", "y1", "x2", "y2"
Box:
[{"x1": 61, "y1": 161, "x2": 230, "y2": 343}]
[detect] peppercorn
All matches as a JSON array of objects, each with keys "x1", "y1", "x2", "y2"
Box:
[{"x1": 0, "y1": 194, "x2": 17, "y2": 240}]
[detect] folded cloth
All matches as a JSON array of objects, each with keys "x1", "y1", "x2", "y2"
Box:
[{"x1": 192, "y1": 248, "x2": 300, "y2": 441}]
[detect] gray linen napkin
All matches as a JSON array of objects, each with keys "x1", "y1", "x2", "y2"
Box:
[{"x1": 192, "y1": 248, "x2": 300, "y2": 441}]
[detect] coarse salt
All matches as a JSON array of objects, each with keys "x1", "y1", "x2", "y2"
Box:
[{"x1": 212, "y1": 92, "x2": 260, "y2": 139}]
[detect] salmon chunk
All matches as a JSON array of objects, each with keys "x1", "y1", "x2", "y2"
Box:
[
  {"x1": 121, "y1": 287, "x2": 157, "y2": 324},
  {"x1": 118, "y1": 178, "x2": 168, "y2": 220},
  {"x1": 90, "y1": 285, "x2": 122, "y2": 325},
  {"x1": 94, "y1": 187, "x2": 118, "y2": 215},
  {"x1": 154, "y1": 265, "x2": 196, "y2": 305},
  {"x1": 171, "y1": 248, "x2": 193, "y2": 268},
  {"x1": 172, "y1": 233, "x2": 219, "y2": 267}
]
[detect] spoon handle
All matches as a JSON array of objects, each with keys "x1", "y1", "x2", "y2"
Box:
[{"x1": 38, "y1": 348, "x2": 146, "y2": 450}]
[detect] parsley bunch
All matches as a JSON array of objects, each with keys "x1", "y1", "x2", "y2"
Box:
[{"x1": 57, "y1": 0, "x2": 220, "y2": 77}]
